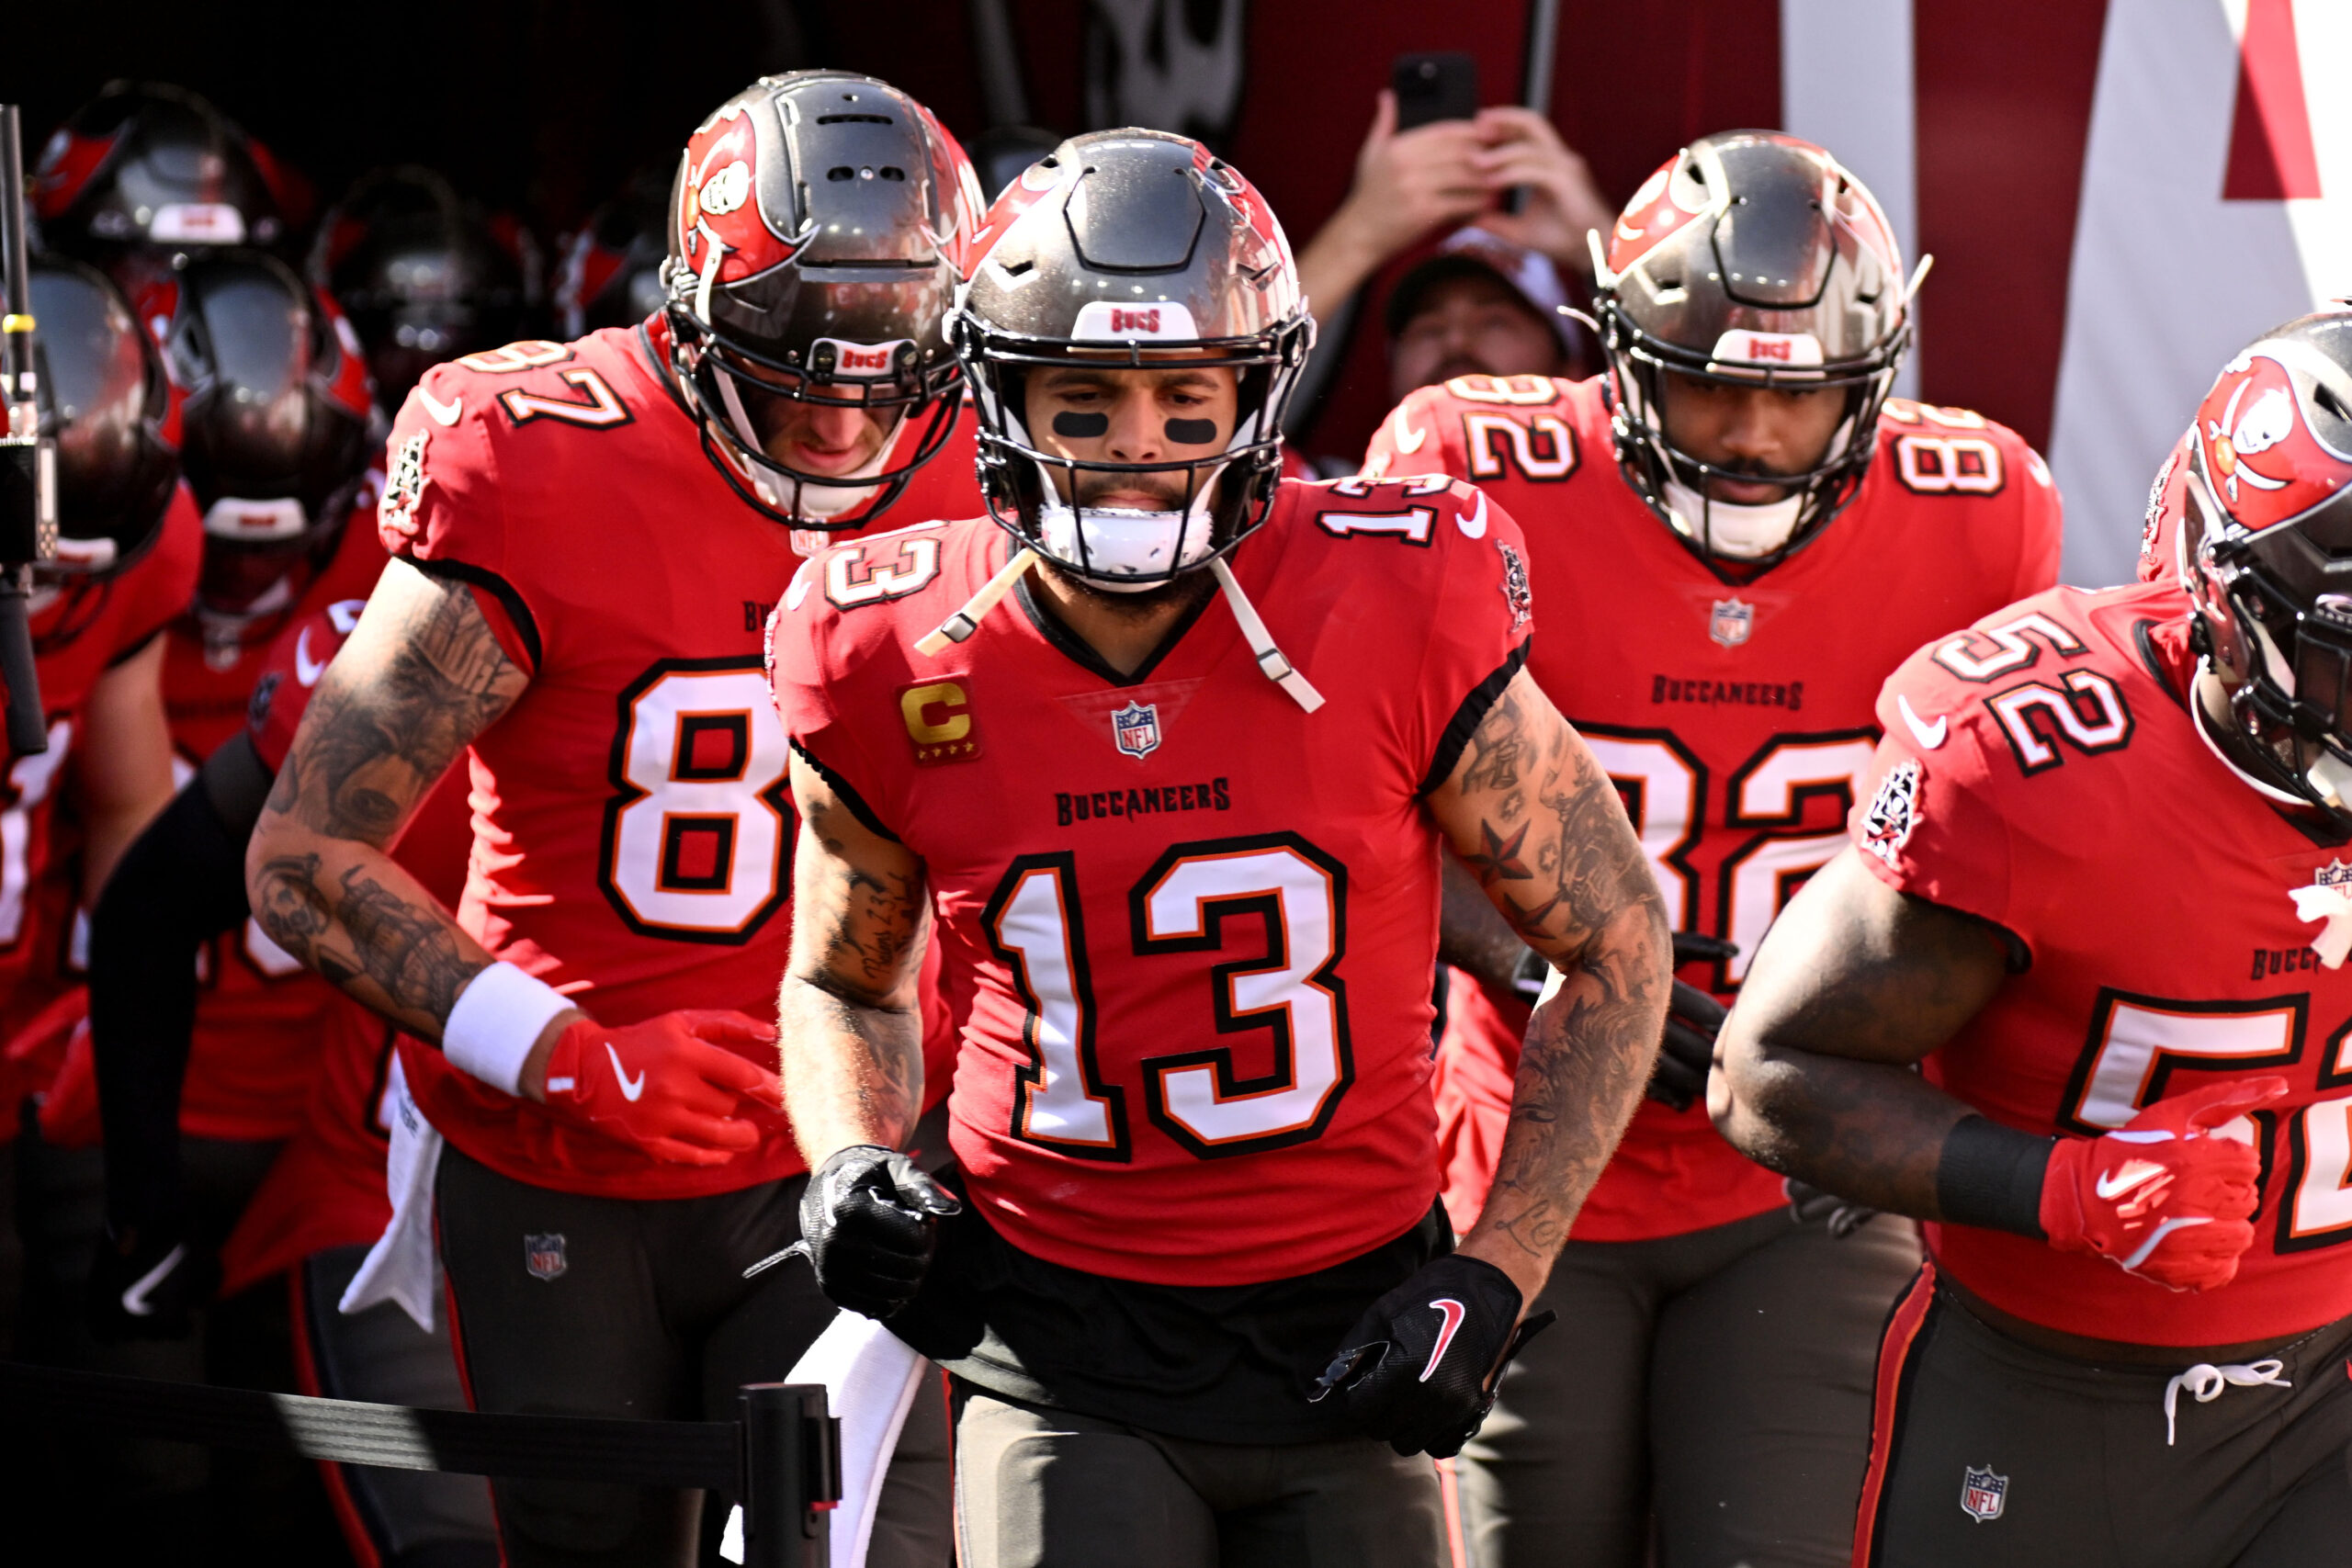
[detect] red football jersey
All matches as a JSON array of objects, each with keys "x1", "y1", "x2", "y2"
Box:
[
  {"x1": 0, "y1": 488, "x2": 203, "y2": 1043},
  {"x1": 1857, "y1": 581, "x2": 2352, "y2": 1344},
  {"x1": 380, "y1": 324, "x2": 980, "y2": 1200},
  {"x1": 163, "y1": 511, "x2": 389, "y2": 1141},
  {"x1": 1365, "y1": 375, "x2": 2063, "y2": 1239},
  {"x1": 769, "y1": 479, "x2": 1533, "y2": 1285}
]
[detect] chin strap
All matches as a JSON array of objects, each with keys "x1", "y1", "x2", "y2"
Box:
[
  {"x1": 915, "y1": 547, "x2": 1040, "y2": 656},
  {"x1": 910, "y1": 547, "x2": 1324, "y2": 716},
  {"x1": 1211, "y1": 558, "x2": 1322, "y2": 713}
]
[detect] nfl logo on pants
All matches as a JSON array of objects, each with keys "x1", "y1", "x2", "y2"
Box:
[
  {"x1": 526, "y1": 1233, "x2": 568, "y2": 1282},
  {"x1": 1961, "y1": 1465, "x2": 2007, "y2": 1522}
]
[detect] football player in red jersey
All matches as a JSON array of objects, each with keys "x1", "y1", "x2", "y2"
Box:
[
  {"x1": 1, "y1": 254, "x2": 204, "y2": 1556},
  {"x1": 767, "y1": 130, "x2": 1670, "y2": 1568},
  {"x1": 241, "y1": 73, "x2": 984, "y2": 1567},
  {"x1": 94, "y1": 592, "x2": 493, "y2": 1564},
  {"x1": 1360, "y1": 131, "x2": 2064, "y2": 1568},
  {"x1": 1714, "y1": 310, "x2": 2352, "y2": 1565}
]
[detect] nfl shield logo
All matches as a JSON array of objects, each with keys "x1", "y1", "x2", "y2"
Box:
[
  {"x1": 1708, "y1": 597, "x2": 1754, "y2": 649},
  {"x1": 525, "y1": 1233, "x2": 568, "y2": 1282},
  {"x1": 1112, "y1": 700, "x2": 1161, "y2": 760},
  {"x1": 1960, "y1": 1465, "x2": 2007, "y2": 1523}
]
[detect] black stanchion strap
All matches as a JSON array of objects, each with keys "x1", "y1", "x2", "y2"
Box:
[{"x1": 2, "y1": 1361, "x2": 740, "y2": 1493}]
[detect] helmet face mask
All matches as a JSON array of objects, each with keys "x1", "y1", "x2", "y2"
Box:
[
  {"x1": 1594, "y1": 131, "x2": 1911, "y2": 567},
  {"x1": 2177, "y1": 316, "x2": 2352, "y2": 830},
  {"x1": 952, "y1": 132, "x2": 1311, "y2": 591},
  {"x1": 662, "y1": 73, "x2": 982, "y2": 531},
  {"x1": 159, "y1": 251, "x2": 376, "y2": 615}
]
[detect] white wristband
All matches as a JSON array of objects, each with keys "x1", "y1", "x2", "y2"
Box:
[{"x1": 443, "y1": 961, "x2": 573, "y2": 1096}]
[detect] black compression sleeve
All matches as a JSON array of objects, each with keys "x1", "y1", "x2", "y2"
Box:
[
  {"x1": 1935, "y1": 1115, "x2": 2055, "y2": 1239},
  {"x1": 88, "y1": 737, "x2": 272, "y2": 1234}
]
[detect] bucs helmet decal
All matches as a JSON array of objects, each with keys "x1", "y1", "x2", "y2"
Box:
[
  {"x1": 662, "y1": 73, "x2": 982, "y2": 531},
  {"x1": 2176, "y1": 310, "x2": 2352, "y2": 829}
]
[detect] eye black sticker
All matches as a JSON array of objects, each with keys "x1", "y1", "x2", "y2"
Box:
[
  {"x1": 1165, "y1": 418, "x2": 1218, "y2": 445},
  {"x1": 1052, "y1": 411, "x2": 1110, "y2": 438}
]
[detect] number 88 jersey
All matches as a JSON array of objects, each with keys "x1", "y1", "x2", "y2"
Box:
[
  {"x1": 1363, "y1": 373, "x2": 2062, "y2": 1241},
  {"x1": 768, "y1": 479, "x2": 1532, "y2": 1286},
  {"x1": 379, "y1": 321, "x2": 977, "y2": 1200}
]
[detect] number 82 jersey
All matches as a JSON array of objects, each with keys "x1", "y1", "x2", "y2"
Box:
[{"x1": 768, "y1": 479, "x2": 1532, "y2": 1286}]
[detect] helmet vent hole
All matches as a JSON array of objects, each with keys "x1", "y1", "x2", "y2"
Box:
[
  {"x1": 2317, "y1": 384, "x2": 2352, "y2": 424},
  {"x1": 879, "y1": 166, "x2": 907, "y2": 182},
  {"x1": 827, "y1": 167, "x2": 855, "y2": 182},
  {"x1": 817, "y1": 113, "x2": 893, "y2": 126}
]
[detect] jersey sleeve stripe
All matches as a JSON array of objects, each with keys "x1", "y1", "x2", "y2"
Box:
[
  {"x1": 788, "y1": 736, "x2": 899, "y2": 844},
  {"x1": 407, "y1": 557, "x2": 544, "y2": 675},
  {"x1": 1418, "y1": 638, "x2": 1531, "y2": 796}
]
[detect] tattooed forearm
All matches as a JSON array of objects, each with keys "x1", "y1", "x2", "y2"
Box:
[
  {"x1": 245, "y1": 561, "x2": 520, "y2": 1038},
  {"x1": 780, "y1": 750, "x2": 933, "y2": 1167},
  {"x1": 1432, "y1": 671, "x2": 1673, "y2": 1290}
]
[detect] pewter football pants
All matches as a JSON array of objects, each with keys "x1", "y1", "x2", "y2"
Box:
[
  {"x1": 953, "y1": 1385, "x2": 1449, "y2": 1568},
  {"x1": 1454, "y1": 1204, "x2": 1920, "y2": 1568},
  {"x1": 1856, "y1": 1268, "x2": 2352, "y2": 1568},
  {"x1": 435, "y1": 1145, "x2": 953, "y2": 1568}
]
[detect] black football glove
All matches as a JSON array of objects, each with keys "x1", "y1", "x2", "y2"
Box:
[
  {"x1": 87, "y1": 1221, "x2": 218, "y2": 1343},
  {"x1": 1647, "y1": 933, "x2": 1736, "y2": 1112},
  {"x1": 794, "y1": 1145, "x2": 960, "y2": 1320},
  {"x1": 1312, "y1": 1255, "x2": 1555, "y2": 1458},
  {"x1": 1783, "y1": 1178, "x2": 1880, "y2": 1239}
]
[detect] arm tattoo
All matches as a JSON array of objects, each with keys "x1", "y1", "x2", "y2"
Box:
[
  {"x1": 250, "y1": 570, "x2": 522, "y2": 1035},
  {"x1": 800, "y1": 795, "x2": 927, "y2": 998},
  {"x1": 1440, "y1": 675, "x2": 1673, "y2": 1269}
]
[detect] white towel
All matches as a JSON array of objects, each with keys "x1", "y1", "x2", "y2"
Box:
[
  {"x1": 338, "y1": 1054, "x2": 445, "y2": 1333},
  {"x1": 722, "y1": 1313, "x2": 930, "y2": 1567}
]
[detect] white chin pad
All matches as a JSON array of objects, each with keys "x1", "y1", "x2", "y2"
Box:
[
  {"x1": 1037, "y1": 504, "x2": 1208, "y2": 590},
  {"x1": 2309, "y1": 749, "x2": 2352, "y2": 808},
  {"x1": 1663, "y1": 479, "x2": 1804, "y2": 560}
]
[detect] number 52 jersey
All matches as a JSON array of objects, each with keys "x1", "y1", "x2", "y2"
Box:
[
  {"x1": 1858, "y1": 581, "x2": 2352, "y2": 1345},
  {"x1": 768, "y1": 478, "x2": 1532, "y2": 1286}
]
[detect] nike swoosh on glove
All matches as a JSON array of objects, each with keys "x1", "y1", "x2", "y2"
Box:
[
  {"x1": 1647, "y1": 932, "x2": 1736, "y2": 1111},
  {"x1": 87, "y1": 1222, "x2": 219, "y2": 1343},
  {"x1": 537, "y1": 1010, "x2": 783, "y2": 1165},
  {"x1": 2040, "y1": 1076, "x2": 2289, "y2": 1292},
  {"x1": 798, "y1": 1145, "x2": 962, "y2": 1320},
  {"x1": 1312, "y1": 1254, "x2": 1555, "y2": 1458}
]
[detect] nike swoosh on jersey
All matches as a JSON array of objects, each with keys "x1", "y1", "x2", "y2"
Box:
[
  {"x1": 294, "y1": 626, "x2": 327, "y2": 686},
  {"x1": 1456, "y1": 491, "x2": 1488, "y2": 540},
  {"x1": 1419, "y1": 1297, "x2": 1468, "y2": 1382},
  {"x1": 121, "y1": 1243, "x2": 188, "y2": 1317},
  {"x1": 1898, "y1": 694, "x2": 1947, "y2": 750},
  {"x1": 606, "y1": 1043, "x2": 646, "y2": 1102},
  {"x1": 1394, "y1": 418, "x2": 1429, "y2": 455},
  {"x1": 419, "y1": 388, "x2": 463, "y2": 426}
]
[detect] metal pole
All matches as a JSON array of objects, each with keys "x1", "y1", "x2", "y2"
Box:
[
  {"x1": 1519, "y1": 0, "x2": 1561, "y2": 116},
  {"x1": 740, "y1": 1382, "x2": 838, "y2": 1568},
  {"x1": 0, "y1": 104, "x2": 53, "y2": 757}
]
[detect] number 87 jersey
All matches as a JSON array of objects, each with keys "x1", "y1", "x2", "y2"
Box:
[
  {"x1": 378, "y1": 322, "x2": 974, "y2": 1201},
  {"x1": 768, "y1": 479, "x2": 1533, "y2": 1287},
  {"x1": 1363, "y1": 373, "x2": 2062, "y2": 1241}
]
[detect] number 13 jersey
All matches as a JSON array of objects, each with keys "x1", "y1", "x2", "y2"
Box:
[
  {"x1": 1364, "y1": 374, "x2": 2062, "y2": 1240},
  {"x1": 768, "y1": 479, "x2": 1531, "y2": 1285}
]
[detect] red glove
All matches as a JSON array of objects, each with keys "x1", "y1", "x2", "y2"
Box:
[
  {"x1": 539, "y1": 1010, "x2": 785, "y2": 1166},
  {"x1": 2040, "y1": 1077, "x2": 2289, "y2": 1292}
]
